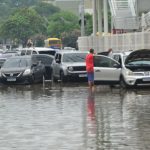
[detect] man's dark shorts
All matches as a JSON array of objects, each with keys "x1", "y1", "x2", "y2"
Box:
[{"x1": 87, "y1": 72, "x2": 94, "y2": 82}]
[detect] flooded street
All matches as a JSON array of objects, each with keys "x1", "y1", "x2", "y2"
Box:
[{"x1": 0, "y1": 83, "x2": 150, "y2": 150}]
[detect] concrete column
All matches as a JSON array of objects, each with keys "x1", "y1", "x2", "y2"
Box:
[
  {"x1": 103, "y1": 0, "x2": 108, "y2": 33},
  {"x1": 97, "y1": 0, "x2": 102, "y2": 35},
  {"x1": 81, "y1": 0, "x2": 85, "y2": 36},
  {"x1": 92, "y1": 0, "x2": 97, "y2": 36}
]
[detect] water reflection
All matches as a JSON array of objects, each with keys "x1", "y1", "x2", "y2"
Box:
[{"x1": 0, "y1": 84, "x2": 150, "y2": 149}]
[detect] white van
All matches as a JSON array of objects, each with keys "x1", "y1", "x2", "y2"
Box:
[{"x1": 20, "y1": 47, "x2": 59, "y2": 56}]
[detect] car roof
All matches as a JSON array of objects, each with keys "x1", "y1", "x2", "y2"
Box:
[
  {"x1": 21, "y1": 47, "x2": 57, "y2": 51},
  {"x1": 32, "y1": 54, "x2": 54, "y2": 59},
  {"x1": 55, "y1": 50, "x2": 88, "y2": 54}
]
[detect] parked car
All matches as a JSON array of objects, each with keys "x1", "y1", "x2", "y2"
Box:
[
  {"x1": 119, "y1": 49, "x2": 150, "y2": 87},
  {"x1": 52, "y1": 50, "x2": 88, "y2": 82},
  {"x1": 19, "y1": 47, "x2": 59, "y2": 57},
  {"x1": 33, "y1": 54, "x2": 54, "y2": 80},
  {"x1": 0, "y1": 55, "x2": 46, "y2": 84}
]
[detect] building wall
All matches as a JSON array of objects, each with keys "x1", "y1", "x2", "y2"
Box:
[{"x1": 137, "y1": 0, "x2": 150, "y2": 15}]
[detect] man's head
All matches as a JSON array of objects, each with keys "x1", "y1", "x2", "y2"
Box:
[{"x1": 89, "y1": 48, "x2": 94, "y2": 54}]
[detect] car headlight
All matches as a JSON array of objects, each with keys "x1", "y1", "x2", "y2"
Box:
[
  {"x1": 68, "y1": 66, "x2": 73, "y2": 71},
  {"x1": 23, "y1": 69, "x2": 32, "y2": 75},
  {"x1": 126, "y1": 70, "x2": 134, "y2": 76}
]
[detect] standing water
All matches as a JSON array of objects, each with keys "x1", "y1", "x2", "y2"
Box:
[{"x1": 0, "y1": 83, "x2": 149, "y2": 150}]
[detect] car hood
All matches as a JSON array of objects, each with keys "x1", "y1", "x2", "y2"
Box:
[
  {"x1": 125, "y1": 49, "x2": 150, "y2": 64},
  {"x1": 1, "y1": 67, "x2": 28, "y2": 73},
  {"x1": 125, "y1": 49, "x2": 150, "y2": 71}
]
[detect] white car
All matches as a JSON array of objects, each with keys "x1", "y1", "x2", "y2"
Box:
[
  {"x1": 112, "y1": 49, "x2": 150, "y2": 87},
  {"x1": 19, "y1": 47, "x2": 59, "y2": 56}
]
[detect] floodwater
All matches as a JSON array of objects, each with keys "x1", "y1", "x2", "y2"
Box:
[{"x1": 0, "y1": 83, "x2": 150, "y2": 150}]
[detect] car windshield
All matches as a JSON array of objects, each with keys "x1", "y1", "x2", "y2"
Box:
[
  {"x1": 3, "y1": 58, "x2": 31, "y2": 68},
  {"x1": 63, "y1": 53, "x2": 87, "y2": 62}
]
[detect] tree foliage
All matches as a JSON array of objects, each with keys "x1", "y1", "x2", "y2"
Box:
[
  {"x1": 33, "y1": 2, "x2": 60, "y2": 17},
  {"x1": 0, "y1": 8, "x2": 46, "y2": 46},
  {"x1": 61, "y1": 29, "x2": 80, "y2": 49},
  {"x1": 47, "y1": 11, "x2": 80, "y2": 38}
]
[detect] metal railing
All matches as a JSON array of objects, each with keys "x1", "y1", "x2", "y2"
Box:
[
  {"x1": 109, "y1": 0, "x2": 138, "y2": 29},
  {"x1": 77, "y1": 32, "x2": 150, "y2": 53}
]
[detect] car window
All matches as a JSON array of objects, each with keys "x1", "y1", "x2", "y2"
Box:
[
  {"x1": 21, "y1": 50, "x2": 26, "y2": 56},
  {"x1": 62, "y1": 53, "x2": 87, "y2": 62},
  {"x1": 38, "y1": 50, "x2": 56, "y2": 56},
  {"x1": 32, "y1": 51, "x2": 37, "y2": 54},
  {"x1": 113, "y1": 55, "x2": 122, "y2": 65},
  {"x1": 36, "y1": 56, "x2": 53, "y2": 65},
  {"x1": 94, "y1": 56, "x2": 119, "y2": 67},
  {"x1": 26, "y1": 50, "x2": 32, "y2": 55}
]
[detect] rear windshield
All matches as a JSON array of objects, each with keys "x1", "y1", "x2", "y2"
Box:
[
  {"x1": 38, "y1": 51, "x2": 56, "y2": 56},
  {"x1": 35, "y1": 56, "x2": 53, "y2": 65},
  {"x1": 63, "y1": 53, "x2": 87, "y2": 62}
]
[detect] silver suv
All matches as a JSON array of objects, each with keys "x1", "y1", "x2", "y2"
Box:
[{"x1": 52, "y1": 50, "x2": 88, "y2": 82}]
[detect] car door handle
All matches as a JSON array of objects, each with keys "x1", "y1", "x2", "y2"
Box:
[{"x1": 95, "y1": 69, "x2": 101, "y2": 72}]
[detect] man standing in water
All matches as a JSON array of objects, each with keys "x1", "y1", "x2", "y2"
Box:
[{"x1": 86, "y1": 48, "x2": 95, "y2": 91}]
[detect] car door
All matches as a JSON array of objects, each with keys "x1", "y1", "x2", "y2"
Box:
[
  {"x1": 32, "y1": 59, "x2": 44, "y2": 81},
  {"x1": 94, "y1": 55, "x2": 121, "y2": 83}
]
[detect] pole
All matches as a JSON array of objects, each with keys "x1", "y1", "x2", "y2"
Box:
[
  {"x1": 92, "y1": 0, "x2": 97, "y2": 36},
  {"x1": 103, "y1": 0, "x2": 108, "y2": 33},
  {"x1": 81, "y1": 0, "x2": 85, "y2": 36}
]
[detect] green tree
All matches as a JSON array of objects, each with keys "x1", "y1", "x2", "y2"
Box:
[
  {"x1": 47, "y1": 11, "x2": 80, "y2": 38},
  {"x1": 61, "y1": 29, "x2": 80, "y2": 49},
  {"x1": 84, "y1": 13, "x2": 93, "y2": 36},
  {"x1": 0, "y1": 8, "x2": 46, "y2": 46},
  {"x1": 33, "y1": 2, "x2": 60, "y2": 17}
]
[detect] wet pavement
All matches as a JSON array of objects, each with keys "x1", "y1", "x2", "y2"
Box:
[{"x1": 0, "y1": 83, "x2": 150, "y2": 150}]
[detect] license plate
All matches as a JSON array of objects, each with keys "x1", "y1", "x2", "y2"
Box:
[
  {"x1": 143, "y1": 78, "x2": 150, "y2": 81},
  {"x1": 79, "y1": 74, "x2": 87, "y2": 77},
  {"x1": 7, "y1": 78, "x2": 16, "y2": 81}
]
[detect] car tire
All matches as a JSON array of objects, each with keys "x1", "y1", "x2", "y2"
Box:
[
  {"x1": 60, "y1": 71, "x2": 67, "y2": 82},
  {"x1": 120, "y1": 76, "x2": 127, "y2": 88},
  {"x1": 51, "y1": 71, "x2": 57, "y2": 82},
  {"x1": 29, "y1": 75, "x2": 35, "y2": 84}
]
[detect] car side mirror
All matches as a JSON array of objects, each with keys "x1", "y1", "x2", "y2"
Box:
[
  {"x1": 56, "y1": 59, "x2": 60, "y2": 63},
  {"x1": 32, "y1": 62, "x2": 38, "y2": 67}
]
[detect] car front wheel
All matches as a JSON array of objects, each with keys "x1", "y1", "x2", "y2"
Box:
[
  {"x1": 28, "y1": 75, "x2": 35, "y2": 84},
  {"x1": 60, "y1": 71, "x2": 67, "y2": 82},
  {"x1": 120, "y1": 76, "x2": 127, "y2": 88}
]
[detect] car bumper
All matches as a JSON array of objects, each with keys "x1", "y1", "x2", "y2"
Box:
[
  {"x1": 66, "y1": 72, "x2": 87, "y2": 80},
  {"x1": 124, "y1": 76, "x2": 150, "y2": 86},
  {"x1": 0, "y1": 75, "x2": 33, "y2": 84}
]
